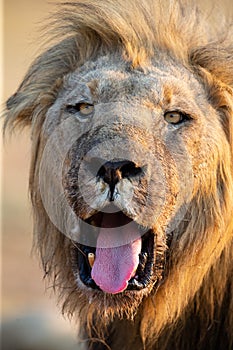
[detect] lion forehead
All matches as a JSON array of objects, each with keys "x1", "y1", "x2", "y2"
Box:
[{"x1": 62, "y1": 59, "x2": 203, "y2": 109}]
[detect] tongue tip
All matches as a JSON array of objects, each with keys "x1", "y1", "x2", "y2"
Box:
[
  {"x1": 91, "y1": 262, "x2": 137, "y2": 294},
  {"x1": 91, "y1": 275, "x2": 128, "y2": 294}
]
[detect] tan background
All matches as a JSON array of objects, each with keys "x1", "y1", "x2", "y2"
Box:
[
  {"x1": 2, "y1": 0, "x2": 233, "y2": 349},
  {"x1": 2, "y1": 1, "x2": 77, "y2": 349}
]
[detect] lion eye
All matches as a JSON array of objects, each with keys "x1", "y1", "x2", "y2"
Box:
[
  {"x1": 66, "y1": 103, "x2": 94, "y2": 117},
  {"x1": 164, "y1": 111, "x2": 188, "y2": 125},
  {"x1": 78, "y1": 103, "x2": 94, "y2": 115}
]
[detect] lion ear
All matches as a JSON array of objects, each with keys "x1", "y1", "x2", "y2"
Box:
[
  {"x1": 5, "y1": 90, "x2": 37, "y2": 130},
  {"x1": 190, "y1": 42, "x2": 233, "y2": 150},
  {"x1": 190, "y1": 42, "x2": 233, "y2": 88},
  {"x1": 4, "y1": 37, "x2": 79, "y2": 132}
]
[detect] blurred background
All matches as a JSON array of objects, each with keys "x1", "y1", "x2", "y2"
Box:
[{"x1": 1, "y1": 0, "x2": 233, "y2": 349}]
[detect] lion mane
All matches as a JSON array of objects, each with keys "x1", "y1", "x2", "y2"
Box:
[{"x1": 4, "y1": 1, "x2": 233, "y2": 349}]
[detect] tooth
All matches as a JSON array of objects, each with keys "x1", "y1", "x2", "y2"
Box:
[{"x1": 88, "y1": 253, "x2": 95, "y2": 268}]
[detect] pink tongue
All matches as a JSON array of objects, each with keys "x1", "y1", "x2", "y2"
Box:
[{"x1": 91, "y1": 216, "x2": 142, "y2": 294}]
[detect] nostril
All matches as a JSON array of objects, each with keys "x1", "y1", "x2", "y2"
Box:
[
  {"x1": 120, "y1": 161, "x2": 143, "y2": 179},
  {"x1": 96, "y1": 164, "x2": 105, "y2": 178},
  {"x1": 97, "y1": 160, "x2": 143, "y2": 185}
]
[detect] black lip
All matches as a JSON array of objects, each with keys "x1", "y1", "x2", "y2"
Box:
[{"x1": 127, "y1": 232, "x2": 155, "y2": 290}]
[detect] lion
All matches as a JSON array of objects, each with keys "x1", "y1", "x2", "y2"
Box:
[{"x1": 4, "y1": 1, "x2": 233, "y2": 349}]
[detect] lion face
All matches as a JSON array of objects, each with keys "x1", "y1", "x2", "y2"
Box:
[
  {"x1": 38, "y1": 55, "x2": 223, "y2": 303},
  {"x1": 5, "y1": 1, "x2": 233, "y2": 345}
]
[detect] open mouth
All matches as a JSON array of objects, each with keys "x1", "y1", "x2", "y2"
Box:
[{"x1": 72, "y1": 206, "x2": 156, "y2": 294}]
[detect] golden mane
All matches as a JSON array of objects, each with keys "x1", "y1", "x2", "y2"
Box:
[{"x1": 4, "y1": 1, "x2": 233, "y2": 349}]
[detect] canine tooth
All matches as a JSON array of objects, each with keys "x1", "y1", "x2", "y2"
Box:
[{"x1": 88, "y1": 253, "x2": 95, "y2": 268}]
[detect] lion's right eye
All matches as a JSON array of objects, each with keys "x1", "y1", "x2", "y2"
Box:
[
  {"x1": 66, "y1": 103, "x2": 94, "y2": 117},
  {"x1": 164, "y1": 111, "x2": 191, "y2": 125}
]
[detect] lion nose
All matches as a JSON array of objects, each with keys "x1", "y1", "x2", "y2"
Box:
[{"x1": 97, "y1": 160, "x2": 143, "y2": 201}]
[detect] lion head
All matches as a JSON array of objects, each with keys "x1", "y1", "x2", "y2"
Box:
[{"x1": 4, "y1": 1, "x2": 233, "y2": 349}]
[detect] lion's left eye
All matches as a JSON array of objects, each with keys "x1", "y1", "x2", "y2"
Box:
[
  {"x1": 66, "y1": 103, "x2": 94, "y2": 117},
  {"x1": 164, "y1": 111, "x2": 190, "y2": 125}
]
